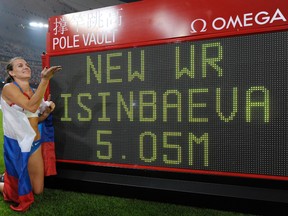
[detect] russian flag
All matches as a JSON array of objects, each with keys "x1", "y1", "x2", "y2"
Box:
[
  {"x1": 3, "y1": 136, "x2": 34, "y2": 212},
  {"x1": 1, "y1": 98, "x2": 36, "y2": 211},
  {"x1": 1, "y1": 97, "x2": 57, "y2": 211},
  {"x1": 39, "y1": 114, "x2": 57, "y2": 176}
]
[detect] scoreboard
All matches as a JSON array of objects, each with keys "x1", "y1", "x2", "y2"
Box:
[{"x1": 45, "y1": 0, "x2": 288, "y2": 202}]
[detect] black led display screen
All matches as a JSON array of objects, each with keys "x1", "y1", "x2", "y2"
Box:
[{"x1": 50, "y1": 31, "x2": 288, "y2": 177}]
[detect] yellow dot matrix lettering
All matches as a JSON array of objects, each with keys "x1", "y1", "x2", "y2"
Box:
[
  {"x1": 246, "y1": 86, "x2": 270, "y2": 122},
  {"x1": 128, "y1": 50, "x2": 145, "y2": 82},
  {"x1": 98, "y1": 92, "x2": 111, "y2": 122},
  {"x1": 77, "y1": 93, "x2": 92, "y2": 121},
  {"x1": 117, "y1": 91, "x2": 134, "y2": 121},
  {"x1": 107, "y1": 52, "x2": 122, "y2": 83},
  {"x1": 163, "y1": 90, "x2": 182, "y2": 122},
  {"x1": 61, "y1": 93, "x2": 72, "y2": 121},
  {"x1": 189, "y1": 133, "x2": 209, "y2": 166},
  {"x1": 202, "y1": 42, "x2": 223, "y2": 78},
  {"x1": 175, "y1": 45, "x2": 195, "y2": 79},
  {"x1": 163, "y1": 132, "x2": 182, "y2": 165},
  {"x1": 139, "y1": 132, "x2": 157, "y2": 162},
  {"x1": 216, "y1": 87, "x2": 238, "y2": 122},
  {"x1": 188, "y1": 88, "x2": 208, "y2": 122},
  {"x1": 97, "y1": 130, "x2": 112, "y2": 160},
  {"x1": 87, "y1": 55, "x2": 102, "y2": 84},
  {"x1": 139, "y1": 91, "x2": 157, "y2": 122}
]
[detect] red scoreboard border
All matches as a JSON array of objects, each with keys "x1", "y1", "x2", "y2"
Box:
[{"x1": 44, "y1": 0, "x2": 288, "y2": 180}]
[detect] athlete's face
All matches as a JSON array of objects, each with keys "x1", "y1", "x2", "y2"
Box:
[{"x1": 9, "y1": 58, "x2": 31, "y2": 80}]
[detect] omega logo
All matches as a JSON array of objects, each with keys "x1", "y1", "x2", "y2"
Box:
[
  {"x1": 190, "y1": 8, "x2": 286, "y2": 34},
  {"x1": 190, "y1": 19, "x2": 207, "y2": 33}
]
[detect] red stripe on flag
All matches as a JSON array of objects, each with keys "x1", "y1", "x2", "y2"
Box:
[
  {"x1": 3, "y1": 171, "x2": 34, "y2": 212},
  {"x1": 42, "y1": 141, "x2": 57, "y2": 176}
]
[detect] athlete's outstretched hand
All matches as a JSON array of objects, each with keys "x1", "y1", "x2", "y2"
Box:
[{"x1": 41, "y1": 66, "x2": 62, "y2": 81}]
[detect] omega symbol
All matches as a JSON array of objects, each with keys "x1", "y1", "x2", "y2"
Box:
[{"x1": 190, "y1": 19, "x2": 207, "y2": 33}]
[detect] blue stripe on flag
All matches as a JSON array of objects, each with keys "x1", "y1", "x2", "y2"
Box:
[{"x1": 4, "y1": 136, "x2": 32, "y2": 196}]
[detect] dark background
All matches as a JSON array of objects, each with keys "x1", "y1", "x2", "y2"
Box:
[{"x1": 50, "y1": 30, "x2": 288, "y2": 178}]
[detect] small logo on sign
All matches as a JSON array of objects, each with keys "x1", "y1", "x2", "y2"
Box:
[{"x1": 190, "y1": 19, "x2": 207, "y2": 33}]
